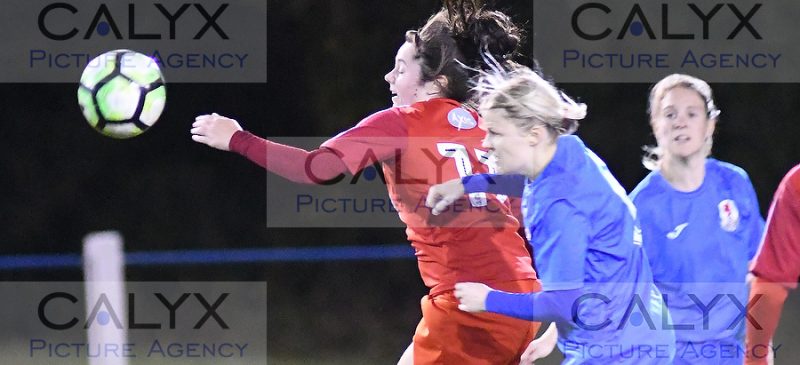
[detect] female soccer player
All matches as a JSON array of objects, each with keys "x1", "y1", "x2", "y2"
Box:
[
  {"x1": 426, "y1": 65, "x2": 675, "y2": 364},
  {"x1": 629, "y1": 74, "x2": 765, "y2": 364},
  {"x1": 192, "y1": 3, "x2": 542, "y2": 364},
  {"x1": 746, "y1": 164, "x2": 800, "y2": 365}
]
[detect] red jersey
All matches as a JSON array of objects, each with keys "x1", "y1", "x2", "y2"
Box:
[
  {"x1": 751, "y1": 164, "x2": 800, "y2": 289},
  {"x1": 322, "y1": 98, "x2": 536, "y2": 295}
]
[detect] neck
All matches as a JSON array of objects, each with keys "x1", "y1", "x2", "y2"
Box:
[
  {"x1": 660, "y1": 154, "x2": 706, "y2": 192},
  {"x1": 414, "y1": 94, "x2": 440, "y2": 104},
  {"x1": 415, "y1": 85, "x2": 443, "y2": 103},
  {"x1": 526, "y1": 139, "x2": 558, "y2": 180}
]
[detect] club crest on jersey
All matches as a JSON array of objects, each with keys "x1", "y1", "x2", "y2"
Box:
[
  {"x1": 447, "y1": 107, "x2": 477, "y2": 130},
  {"x1": 718, "y1": 199, "x2": 740, "y2": 232}
]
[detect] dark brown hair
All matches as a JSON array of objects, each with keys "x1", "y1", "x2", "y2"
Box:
[{"x1": 405, "y1": 1, "x2": 522, "y2": 103}]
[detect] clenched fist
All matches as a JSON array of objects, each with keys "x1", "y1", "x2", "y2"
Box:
[{"x1": 454, "y1": 282, "x2": 491, "y2": 312}]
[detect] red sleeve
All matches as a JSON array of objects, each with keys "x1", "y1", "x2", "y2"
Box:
[
  {"x1": 745, "y1": 277, "x2": 788, "y2": 365},
  {"x1": 321, "y1": 108, "x2": 407, "y2": 174},
  {"x1": 228, "y1": 130, "x2": 348, "y2": 184},
  {"x1": 751, "y1": 165, "x2": 800, "y2": 289},
  {"x1": 227, "y1": 107, "x2": 407, "y2": 184}
]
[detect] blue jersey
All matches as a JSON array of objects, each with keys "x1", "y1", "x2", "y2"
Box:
[
  {"x1": 630, "y1": 159, "x2": 765, "y2": 348},
  {"x1": 473, "y1": 136, "x2": 675, "y2": 364}
]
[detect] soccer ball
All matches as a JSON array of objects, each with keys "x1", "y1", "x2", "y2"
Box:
[{"x1": 77, "y1": 49, "x2": 166, "y2": 139}]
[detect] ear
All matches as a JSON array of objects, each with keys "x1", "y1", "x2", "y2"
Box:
[
  {"x1": 434, "y1": 75, "x2": 449, "y2": 91},
  {"x1": 649, "y1": 117, "x2": 666, "y2": 141},
  {"x1": 706, "y1": 116, "x2": 717, "y2": 139},
  {"x1": 526, "y1": 125, "x2": 547, "y2": 147},
  {"x1": 649, "y1": 116, "x2": 659, "y2": 131},
  {"x1": 422, "y1": 75, "x2": 447, "y2": 96},
  {"x1": 419, "y1": 76, "x2": 446, "y2": 97}
]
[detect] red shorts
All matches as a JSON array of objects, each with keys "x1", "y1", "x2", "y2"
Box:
[{"x1": 413, "y1": 279, "x2": 542, "y2": 365}]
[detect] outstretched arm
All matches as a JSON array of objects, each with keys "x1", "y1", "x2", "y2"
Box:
[
  {"x1": 191, "y1": 114, "x2": 348, "y2": 184},
  {"x1": 191, "y1": 109, "x2": 407, "y2": 184}
]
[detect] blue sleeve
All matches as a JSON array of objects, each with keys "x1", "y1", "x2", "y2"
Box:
[
  {"x1": 485, "y1": 288, "x2": 582, "y2": 322},
  {"x1": 742, "y1": 177, "x2": 765, "y2": 260},
  {"x1": 462, "y1": 174, "x2": 525, "y2": 197},
  {"x1": 531, "y1": 200, "x2": 589, "y2": 291}
]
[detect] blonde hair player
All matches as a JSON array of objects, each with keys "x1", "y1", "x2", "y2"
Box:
[
  {"x1": 629, "y1": 74, "x2": 764, "y2": 364},
  {"x1": 426, "y1": 65, "x2": 675, "y2": 364}
]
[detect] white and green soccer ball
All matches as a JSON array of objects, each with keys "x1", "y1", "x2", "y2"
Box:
[{"x1": 78, "y1": 49, "x2": 166, "y2": 139}]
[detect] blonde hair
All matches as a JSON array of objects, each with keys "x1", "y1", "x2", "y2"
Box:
[
  {"x1": 475, "y1": 64, "x2": 587, "y2": 136},
  {"x1": 643, "y1": 73, "x2": 721, "y2": 170}
]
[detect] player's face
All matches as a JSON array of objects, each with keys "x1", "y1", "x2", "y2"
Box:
[
  {"x1": 480, "y1": 109, "x2": 534, "y2": 174},
  {"x1": 384, "y1": 42, "x2": 425, "y2": 107},
  {"x1": 652, "y1": 86, "x2": 715, "y2": 160}
]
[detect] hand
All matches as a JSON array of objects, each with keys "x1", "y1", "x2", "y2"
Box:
[
  {"x1": 425, "y1": 178, "x2": 465, "y2": 215},
  {"x1": 520, "y1": 322, "x2": 558, "y2": 364},
  {"x1": 454, "y1": 282, "x2": 491, "y2": 312},
  {"x1": 191, "y1": 113, "x2": 243, "y2": 151}
]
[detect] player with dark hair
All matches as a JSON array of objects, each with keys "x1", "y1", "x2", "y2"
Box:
[{"x1": 192, "y1": 2, "x2": 542, "y2": 364}]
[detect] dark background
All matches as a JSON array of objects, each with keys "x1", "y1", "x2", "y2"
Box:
[{"x1": 1, "y1": 0, "x2": 798, "y2": 363}]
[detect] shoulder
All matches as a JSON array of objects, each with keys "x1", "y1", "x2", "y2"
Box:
[
  {"x1": 706, "y1": 159, "x2": 757, "y2": 198},
  {"x1": 537, "y1": 137, "x2": 606, "y2": 205},
  {"x1": 707, "y1": 158, "x2": 752, "y2": 183},
  {"x1": 360, "y1": 107, "x2": 406, "y2": 125},
  {"x1": 765, "y1": 164, "x2": 800, "y2": 206},
  {"x1": 398, "y1": 98, "x2": 464, "y2": 117},
  {"x1": 322, "y1": 107, "x2": 408, "y2": 151},
  {"x1": 780, "y1": 164, "x2": 800, "y2": 195},
  {"x1": 403, "y1": 98, "x2": 478, "y2": 127},
  {"x1": 331, "y1": 107, "x2": 407, "y2": 139},
  {"x1": 544, "y1": 135, "x2": 589, "y2": 188},
  {"x1": 629, "y1": 171, "x2": 663, "y2": 203},
  {"x1": 558, "y1": 135, "x2": 586, "y2": 156}
]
